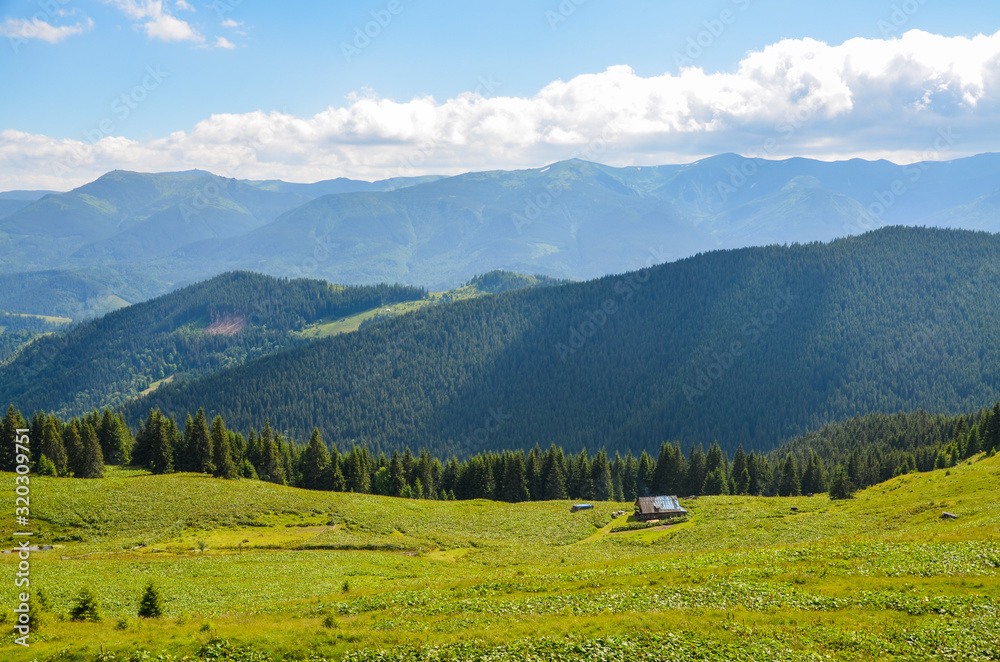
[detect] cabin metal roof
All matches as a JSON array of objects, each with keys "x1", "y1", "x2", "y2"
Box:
[{"x1": 635, "y1": 495, "x2": 686, "y2": 515}]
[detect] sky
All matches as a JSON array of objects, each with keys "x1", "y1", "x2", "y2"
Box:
[{"x1": 1, "y1": 0, "x2": 999, "y2": 190}]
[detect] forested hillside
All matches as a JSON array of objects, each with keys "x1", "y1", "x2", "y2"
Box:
[
  {"x1": 124, "y1": 227, "x2": 1000, "y2": 458},
  {"x1": 0, "y1": 272, "x2": 425, "y2": 416}
]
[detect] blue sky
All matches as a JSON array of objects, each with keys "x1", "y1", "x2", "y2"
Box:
[{"x1": 2, "y1": 0, "x2": 999, "y2": 190}]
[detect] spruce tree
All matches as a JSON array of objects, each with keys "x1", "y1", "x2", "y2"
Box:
[
  {"x1": 149, "y1": 412, "x2": 175, "y2": 474},
  {"x1": 0, "y1": 405, "x2": 28, "y2": 471},
  {"x1": 590, "y1": 450, "x2": 613, "y2": 501},
  {"x1": 732, "y1": 445, "x2": 750, "y2": 495},
  {"x1": 828, "y1": 465, "x2": 854, "y2": 500},
  {"x1": 40, "y1": 417, "x2": 67, "y2": 477},
  {"x1": 69, "y1": 587, "x2": 102, "y2": 621},
  {"x1": 137, "y1": 582, "x2": 165, "y2": 618},
  {"x1": 188, "y1": 409, "x2": 214, "y2": 474},
  {"x1": 501, "y1": 451, "x2": 530, "y2": 502},
  {"x1": 78, "y1": 423, "x2": 104, "y2": 478},
  {"x1": 389, "y1": 450, "x2": 407, "y2": 497},
  {"x1": 545, "y1": 459, "x2": 568, "y2": 500},
  {"x1": 701, "y1": 466, "x2": 729, "y2": 495},
  {"x1": 211, "y1": 416, "x2": 237, "y2": 479},
  {"x1": 778, "y1": 453, "x2": 801, "y2": 497},
  {"x1": 685, "y1": 444, "x2": 707, "y2": 496},
  {"x1": 63, "y1": 423, "x2": 84, "y2": 476},
  {"x1": 300, "y1": 428, "x2": 331, "y2": 489}
]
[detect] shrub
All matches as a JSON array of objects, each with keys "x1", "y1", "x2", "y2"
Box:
[
  {"x1": 36, "y1": 454, "x2": 57, "y2": 476},
  {"x1": 69, "y1": 587, "x2": 102, "y2": 622},
  {"x1": 138, "y1": 582, "x2": 165, "y2": 618}
]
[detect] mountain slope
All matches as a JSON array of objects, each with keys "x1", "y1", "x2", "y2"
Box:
[
  {"x1": 121, "y1": 227, "x2": 1000, "y2": 458},
  {"x1": 0, "y1": 272, "x2": 426, "y2": 416}
]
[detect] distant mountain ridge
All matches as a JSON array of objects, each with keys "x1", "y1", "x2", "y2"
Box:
[{"x1": 3, "y1": 154, "x2": 1000, "y2": 316}]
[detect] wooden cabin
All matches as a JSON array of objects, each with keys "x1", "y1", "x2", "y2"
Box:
[{"x1": 634, "y1": 495, "x2": 686, "y2": 521}]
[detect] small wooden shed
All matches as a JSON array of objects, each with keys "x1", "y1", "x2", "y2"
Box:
[{"x1": 634, "y1": 495, "x2": 686, "y2": 521}]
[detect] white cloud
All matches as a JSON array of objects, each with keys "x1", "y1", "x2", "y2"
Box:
[
  {"x1": 4, "y1": 29, "x2": 1000, "y2": 190},
  {"x1": 108, "y1": 0, "x2": 203, "y2": 43},
  {"x1": 144, "y1": 13, "x2": 201, "y2": 41},
  {"x1": 175, "y1": 0, "x2": 195, "y2": 11},
  {"x1": 214, "y1": 35, "x2": 235, "y2": 49},
  {"x1": 221, "y1": 19, "x2": 240, "y2": 28},
  {"x1": 1, "y1": 17, "x2": 93, "y2": 44}
]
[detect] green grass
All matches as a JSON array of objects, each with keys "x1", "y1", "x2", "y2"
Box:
[
  {"x1": 1, "y1": 456, "x2": 999, "y2": 660},
  {"x1": 1, "y1": 311, "x2": 74, "y2": 324},
  {"x1": 297, "y1": 282, "x2": 496, "y2": 339}
]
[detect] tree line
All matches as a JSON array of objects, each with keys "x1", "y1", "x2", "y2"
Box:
[{"x1": 4, "y1": 402, "x2": 998, "y2": 502}]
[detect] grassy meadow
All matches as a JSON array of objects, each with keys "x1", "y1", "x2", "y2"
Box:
[{"x1": 1, "y1": 455, "x2": 999, "y2": 660}]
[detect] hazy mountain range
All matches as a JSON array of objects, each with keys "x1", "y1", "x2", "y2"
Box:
[{"x1": 2, "y1": 153, "x2": 1000, "y2": 317}]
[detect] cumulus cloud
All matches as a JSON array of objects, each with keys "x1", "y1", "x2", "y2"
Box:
[
  {"x1": 108, "y1": 0, "x2": 203, "y2": 43},
  {"x1": 214, "y1": 35, "x2": 235, "y2": 49},
  {"x1": 1, "y1": 16, "x2": 93, "y2": 44},
  {"x1": 4, "y1": 30, "x2": 1000, "y2": 190},
  {"x1": 175, "y1": 0, "x2": 195, "y2": 11}
]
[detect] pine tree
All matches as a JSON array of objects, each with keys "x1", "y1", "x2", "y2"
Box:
[
  {"x1": 63, "y1": 423, "x2": 84, "y2": 476},
  {"x1": 69, "y1": 587, "x2": 102, "y2": 622},
  {"x1": 685, "y1": 444, "x2": 707, "y2": 496},
  {"x1": 828, "y1": 465, "x2": 854, "y2": 500},
  {"x1": 701, "y1": 466, "x2": 729, "y2": 495},
  {"x1": 98, "y1": 409, "x2": 117, "y2": 461},
  {"x1": 0, "y1": 405, "x2": 28, "y2": 471},
  {"x1": 36, "y1": 454, "x2": 57, "y2": 476},
  {"x1": 778, "y1": 453, "x2": 801, "y2": 497},
  {"x1": 137, "y1": 582, "x2": 165, "y2": 618},
  {"x1": 622, "y1": 452, "x2": 639, "y2": 501},
  {"x1": 501, "y1": 451, "x2": 530, "y2": 502},
  {"x1": 300, "y1": 428, "x2": 331, "y2": 489},
  {"x1": 545, "y1": 458, "x2": 568, "y2": 499},
  {"x1": 985, "y1": 403, "x2": 1000, "y2": 453},
  {"x1": 211, "y1": 417, "x2": 237, "y2": 480},
  {"x1": 637, "y1": 451, "x2": 654, "y2": 495},
  {"x1": 732, "y1": 445, "x2": 750, "y2": 495},
  {"x1": 652, "y1": 442, "x2": 680, "y2": 495},
  {"x1": 149, "y1": 412, "x2": 175, "y2": 474},
  {"x1": 187, "y1": 409, "x2": 214, "y2": 474},
  {"x1": 590, "y1": 450, "x2": 613, "y2": 501},
  {"x1": 78, "y1": 423, "x2": 104, "y2": 478},
  {"x1": 389, "y1": 450, "x2": 407, "y2": 497},
  {"x1": 39, "y1": 417, "x2": 67, "y2": 477},
  {"x1": 106, "y1": 414, "x2": 133, "y2": 465}
]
